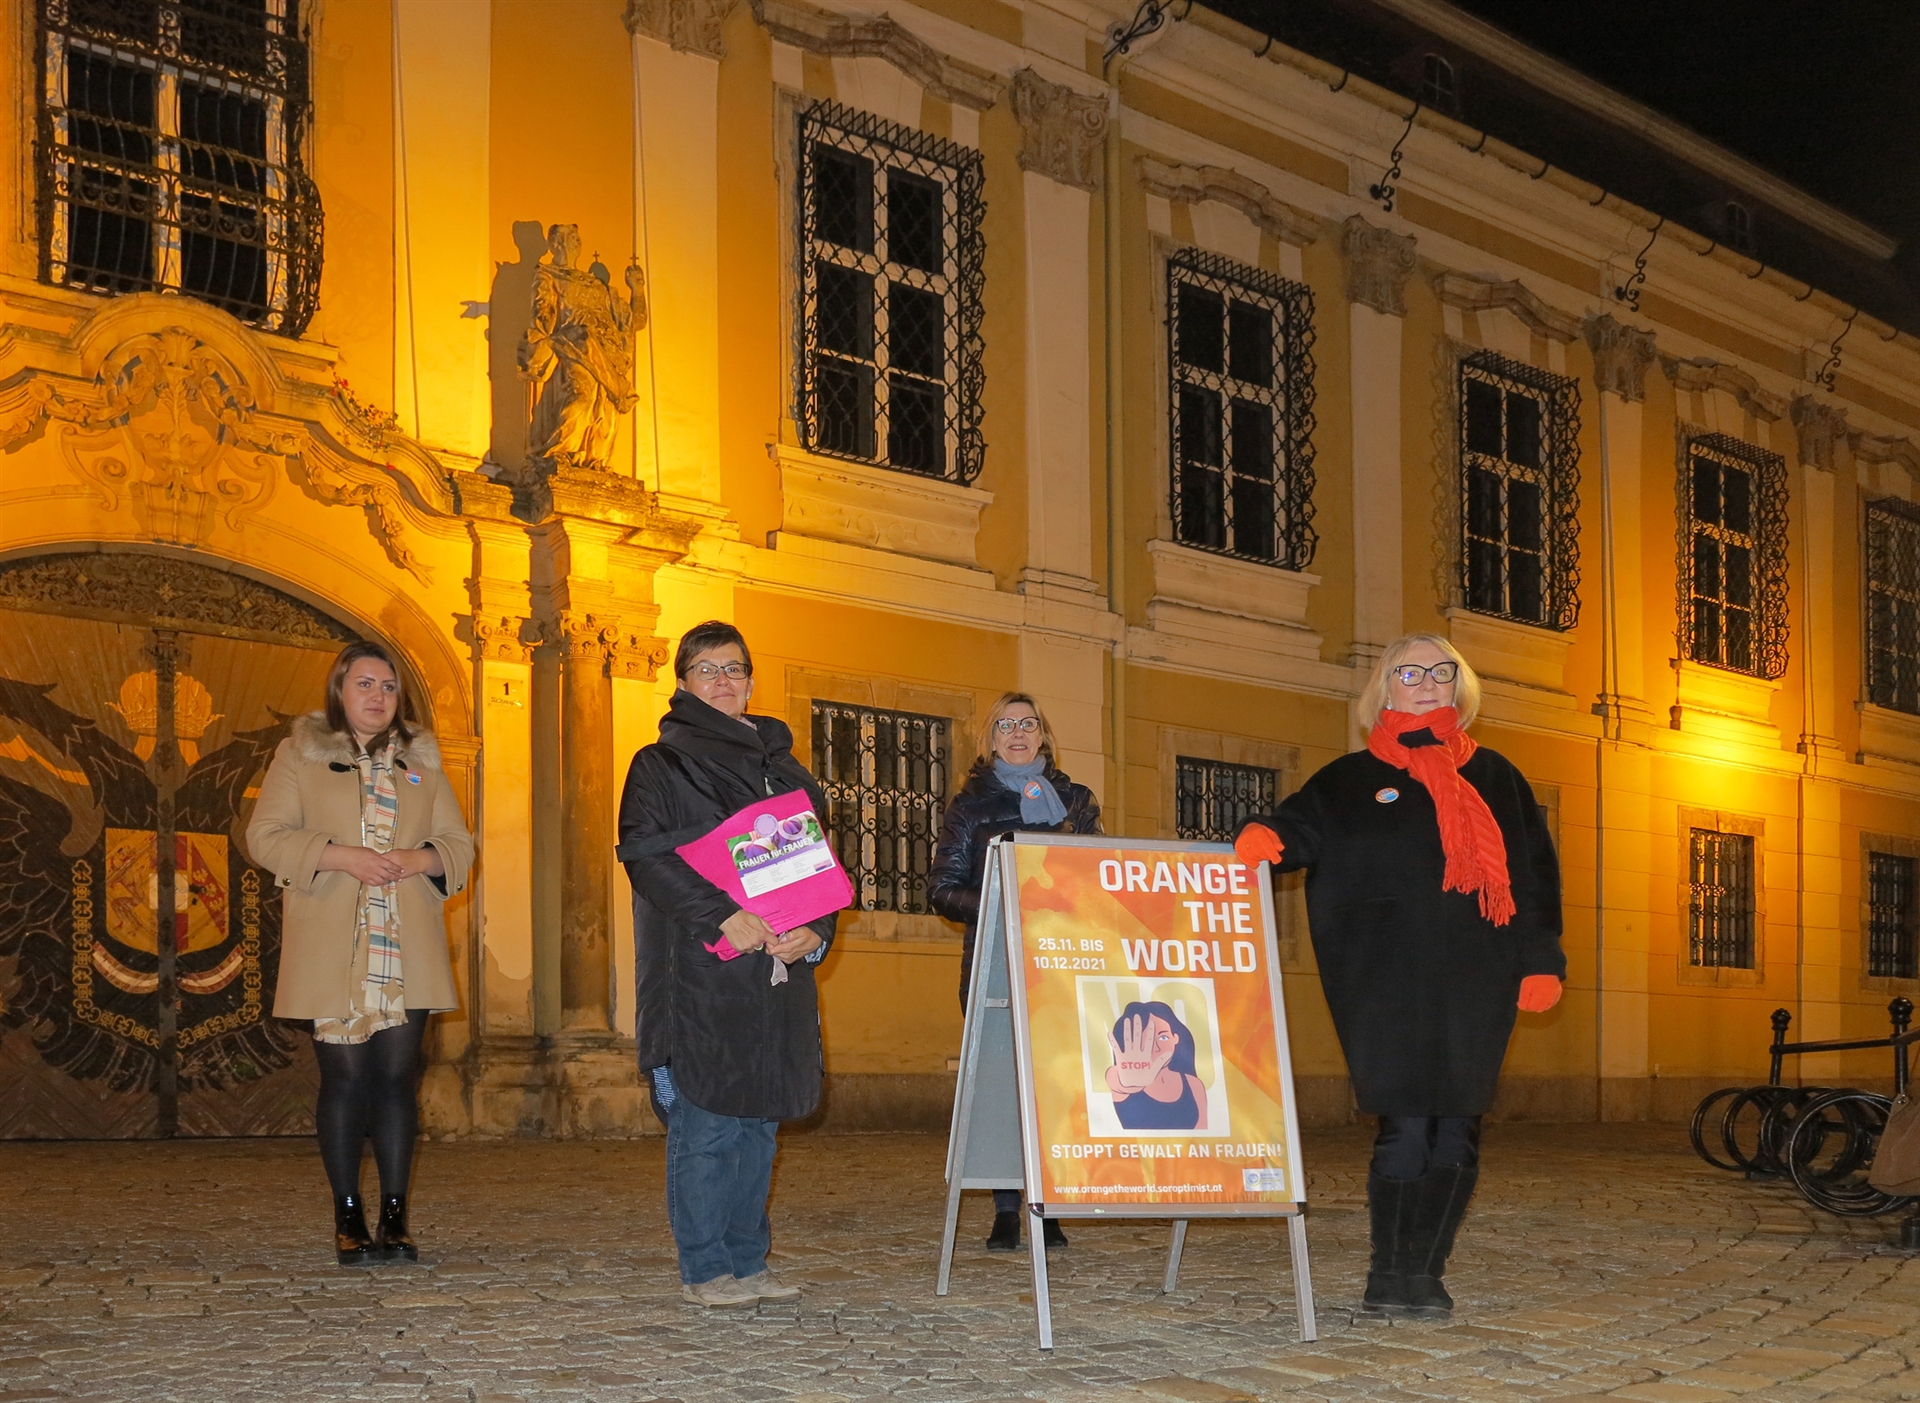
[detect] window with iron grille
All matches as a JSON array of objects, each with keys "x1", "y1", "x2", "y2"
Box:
[
  {"x1": 1680, "y1": 433, "x2": 1789, "y2": 678},
  {"x1": 1174, "y1": 757, "x2": 1276, "y2": 843},
  {"x1": 1689, "y1": 828, "x2": 1756, "y2": 969},
  {"x1": 1460, "y1": 352, "x2": 1581, "y2": 629},
  {"x1": 1168, "y1": 250, "x2": 1317, "y2": 570},
  {"x1": 810, "y1": 701, "x2": 948, "y2": 914},
  {"x1": 34, "y1": 0, "x2": 323, "y2": 336},
  {"x1": 1867, "y1": 851, "x2": 1919, "y2": 980},
  {"x1": 796, "y1": 101, "x2": 984, "y2": 485},
  {"x1": 1866, "y1": 497, "x2": 1920, "y2": 715}
]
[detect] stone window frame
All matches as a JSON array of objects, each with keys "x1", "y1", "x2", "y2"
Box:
[
  {"x1": 1676, "y1": 807, "x2": 1767, "y2": 989},
  {"x1": 1859, "y1": 831, "x2": 1920, "y2": 993},
  {"x1": 1676, "y1": 429, "x2": 1790, "y2": 680},
  {"x1": 1863, "y1": 495, "x2": 1920, "y2": 716}
]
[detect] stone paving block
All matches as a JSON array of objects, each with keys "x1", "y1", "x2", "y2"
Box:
[
  {"x1": 1132, "y1": 1376, "x2": 1262, "y2": 1403},
  {"x1": 1607, "y1": 1385, "x2": 1740, "y2": 1403}
]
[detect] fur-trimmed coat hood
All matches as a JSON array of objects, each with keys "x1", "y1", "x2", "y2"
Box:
[{"x1": 246, "y1": 713, "x2": 472, "y2": 1020}]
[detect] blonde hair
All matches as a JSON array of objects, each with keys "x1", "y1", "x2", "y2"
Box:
[
  {"x1": 976, "y1": 691, "x2": 1058, "y2": 765},
  {"x1": 1355, "y1": 633, "x2": 1482, "y2": 731}
]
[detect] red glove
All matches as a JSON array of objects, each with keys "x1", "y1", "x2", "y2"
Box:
[
  {"x1": 1234, "y1": 823, "x2": 1285, "y2": 867},
  {"x1": 1517, "y1": 974, "x2": 1562, "y2": 1013}
]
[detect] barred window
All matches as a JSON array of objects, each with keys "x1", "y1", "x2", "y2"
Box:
[
  {"x1": 796, "y1": 102, "x2": 984, "y2": 485},
  {"x1": 1460, "y1": 353, "x2": 1581, "y2": 629},
  {"x1": 1681, "y1": 434, "x2": 1788, "y2": 678},
  {"x1": 1174, "y1": 757, "x2": 1276, "y2": 843},
  {"x1": 35, "y1": 0, "x2": 323, "y2": 336},
  {"x1": 1689, "y1": 828, "x2": 1756, "y2": 969},
  {"x1": 810, "y1": 702, "x2": 948, "y2": 914},
  {"x1": 1868, "y1": 851, "x2": 1919, "y2": 980},
  {"x1": 1865, "y1": 497, "x2": 1920, "y2": 715},
  {"x1": 1168, "y1": 249, "x2": 1317, "y2": 570}
]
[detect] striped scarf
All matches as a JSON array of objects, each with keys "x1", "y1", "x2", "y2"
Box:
[{"x1": 312, "y1": 742, "x2": 407, "y2": 1045}]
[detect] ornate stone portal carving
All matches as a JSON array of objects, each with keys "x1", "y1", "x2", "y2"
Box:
[
  {"x1": 1790, "y1": 396, "x2": 1849, "y2": 472},
  {"x1": 624, "y1": 0, "x2": 736, "y2": 59},
  {"x1": 516, "y1": 225, "x2": 648, "y2": 482},
  {"x1": 1339, "y1": 216, "x2": 1416, "y2": 317},
  {"x1": 1010, "y1": 69, "x2": 1107, "y2": 193},
  {"x1": 542, "y1": 610, "x2": 670, "y2": 681},
  {"x1": 1584, "y1": 314, "x2": 1658, "y2": 402}
]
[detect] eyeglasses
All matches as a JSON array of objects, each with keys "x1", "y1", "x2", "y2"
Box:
[
  {"x1": 993, "y1": 717, "x2": 1040, "y2": 735},
  {"x1": 1391, "y1": 662, "x2": 1459, "y2": 687},
  {"x1": 689, "y1": 662, "x2": 749, "y2": 681}
]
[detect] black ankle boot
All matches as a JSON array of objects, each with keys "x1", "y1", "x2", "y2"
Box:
[
  {"x1": 334, "y1": 1194, "x2": 374, "y2": 1267},
  {"x1": 1041, "y1": 1218, "x2": 1069, "y2": 1249},
  {"x1": 1360, "y1": 1173, "x2": 1413, "y2": 1316},
  {"x1": 985, "y1": 1211, "x2": 1020, "y2": 1251},
  {"x1": 374, "y1": 1194, "x2": 418, "y2": 1262},
  {"x1": 1404, "y1": 1166, "x2": 1477, "y2": 1318}
]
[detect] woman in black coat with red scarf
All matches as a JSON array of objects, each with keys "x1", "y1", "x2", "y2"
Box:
[{"x1": 1234, "y1": 633, "x2": 1564, "y2": 1320}]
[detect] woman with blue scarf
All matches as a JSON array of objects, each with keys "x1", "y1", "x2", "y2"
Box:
[{"x1": 927, "y1": 690, "x2": 1100, "y2": 1252}]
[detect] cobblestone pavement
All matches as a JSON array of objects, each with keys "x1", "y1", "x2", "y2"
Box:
[{"x1": 3, "y1": 1123, "x2": 1918, "y2": 1402}]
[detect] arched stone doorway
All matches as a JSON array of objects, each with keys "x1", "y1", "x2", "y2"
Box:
[{"x1": 0, "y1": 549, "x2": 397, "y2": 1138}]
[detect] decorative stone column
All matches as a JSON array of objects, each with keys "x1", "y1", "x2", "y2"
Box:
[
  {"x1": 550, "y1": 608, "x2": 624, "y2": 1034},
  {"x1": 1339, "y1": 215, "x2": 1416, "y2": 741}
]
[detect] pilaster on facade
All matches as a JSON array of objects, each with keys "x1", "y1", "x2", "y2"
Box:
[
  {"x1": 1791, "y1": 396, "x2": 1849, "y2": 472},
  {"x1": 1585, "y1": 315, "x2": 1658, "y2": 402}
]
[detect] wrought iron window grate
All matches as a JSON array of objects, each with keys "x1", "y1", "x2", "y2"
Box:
[
  {"x1": 1459, "y1": 352, "x2": 1581, "y2": 630},
  {"x1": 1174, "y1": 757, "x2": 1276, "y2": 843},
  {"x1": 1168, "y1": 249, "x2": 1318, "y2": 570},
  {"x1": 1868, "y1": 851, "x2": 1919, "y2": 980},
  {"x1": 1680, "y1": 433, "x2": 1788, "y2": 678},
  {"x1": 810, "y1": 701, "x2": 948, "y2": 914},
  {"x1": 1689, "y1": 828, "x2": 1756, "y2": 969},
  {"x1": 1866, "y1": 497, "x2": 1920, "y2": 715},
  {"x1": 34, "y1": 0, "x2": 323, "y2": 337},
  {"x1": 796, "y1": 101, "x2": 984, "y2": 485}
]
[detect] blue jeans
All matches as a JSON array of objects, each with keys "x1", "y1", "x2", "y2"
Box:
[{"x1": 658, "y1": 1072, "x2": 779, "y2": 1285}]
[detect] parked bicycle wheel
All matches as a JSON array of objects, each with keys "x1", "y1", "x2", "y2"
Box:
[
  {"x1": 1690, "y1": 1086, "x2": 1745, "y2": 1171},
  {"x1": 1721, "y1": 1084, "x2": 1814, "y2": 1176},
  {"x1": 1785, "y1": 1090, "x2": 1914, "y2": 1217}
]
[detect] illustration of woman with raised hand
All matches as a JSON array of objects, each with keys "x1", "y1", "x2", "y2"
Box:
[{"x1": 1105, "y1": 1001, "x2": 1206, "y2": 1131}]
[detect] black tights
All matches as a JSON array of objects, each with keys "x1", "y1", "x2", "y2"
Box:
[
  {"x1": 1370, "y1": 1115, "x2": 1482, "y2": 1181},
  {"x1": 313, "y1": 1010, "x2": 429, "y2": 1200}
]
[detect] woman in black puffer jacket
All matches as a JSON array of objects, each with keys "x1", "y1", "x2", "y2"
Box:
[{"x1": 927, "y1": 690, "x2": 1099, "y2": 1252}]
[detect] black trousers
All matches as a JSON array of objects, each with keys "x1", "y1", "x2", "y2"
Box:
[
  {"x1": 312, "y1": 1009, "x2": 430, "y2": 1199},
  {"x1": 1370, "y1": 1115, "x2": 1482, "y2": 1181}
]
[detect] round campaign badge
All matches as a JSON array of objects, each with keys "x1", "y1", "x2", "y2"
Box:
[
  {"x1": 1375, "y1": 787, "x2": 1399, "y2": 803},
  {"x1": 407, "y1": 771, "x2": 423, "y2": 784},
  {"x1": 1024, "y1": 780, "x2": 1045, "y2": 800}
]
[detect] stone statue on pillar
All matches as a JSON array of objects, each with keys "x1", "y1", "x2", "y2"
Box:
[{"x1": 516, "y1": 224, "x2": 647, "y2": 481}]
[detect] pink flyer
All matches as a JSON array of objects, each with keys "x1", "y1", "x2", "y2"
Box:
[{"x1": 674, "y1": 789, "x2": 854, "y2": 936}]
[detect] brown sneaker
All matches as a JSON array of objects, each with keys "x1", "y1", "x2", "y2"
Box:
[
  {"x1": 681, "y1": 1274, "x2": 760, "y2": 1307},
  {"x1": 735, "y1": 1269, "x2": 801, "y2": 1300}
]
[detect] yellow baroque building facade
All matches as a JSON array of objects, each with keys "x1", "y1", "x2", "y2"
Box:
[{"x1": 1, "y1": 0, "x2": 1918, "y2": 1138}]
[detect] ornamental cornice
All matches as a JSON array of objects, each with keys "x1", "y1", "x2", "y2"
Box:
[
  {"x1": 1789, "y1": 396, "x2": 1850, "y2": 473},
  {"x1": 623, "y1": 0, "x2": 736, "y2": 59},
  {"x1": 522, "y1": 465, "x2": 659, "y2": 530},
  {"x1": 1663, "y1": 355, "x2": 1788, "y2": 422},
  {"x1": 1339, "y1": 216, "x2": 1416, "y2": 317},
  {"x1": 749, "y1": 0, "x2": 1004, "y2": 110},
  {"x1": 1010, "y1": 69, "x2": 1107, "y2": 193},
  {"x1": 1133, "y1": 155, "x2": 1321, "y2": 247},
  {"x1": 1583, "y1": 315, "x2": 1658, "y2": 403},
  {"x1": 1431, "y1": 271, "x2": 1580, "y2": 343},
  {"x1": 1851, "y1": 430, "x2": 1920, "y2": 477}
]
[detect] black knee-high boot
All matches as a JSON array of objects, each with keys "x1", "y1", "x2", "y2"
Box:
[
  {"x1": 1404, "y1": 1165, "x2": 1478, "y2": 1317},
  {"x1": 1361, "y1": 1173, "x2": 1416, "y2": 1314}
]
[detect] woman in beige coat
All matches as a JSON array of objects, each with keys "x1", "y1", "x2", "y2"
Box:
[{"x1": 247, "y1": 641, "x2": 473, "y2": 1266}]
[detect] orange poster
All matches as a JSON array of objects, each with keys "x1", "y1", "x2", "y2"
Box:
[{"x1": 1008, "y1": 839, "x2": 1305, "y2": 1212}]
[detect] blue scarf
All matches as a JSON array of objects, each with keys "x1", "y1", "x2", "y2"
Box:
[{"x1": 993, "y1": 756, "x2": 1068, "y2": 826}]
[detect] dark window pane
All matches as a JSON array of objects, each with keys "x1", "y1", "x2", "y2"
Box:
[
  {"x1": 1230, "y1": 401, "x2": 1275, "y2": 560},
  {"x1": 68, "y1": 196, "x2": 156, "y2": 290},
  {"x1": 1508, "y1": 478, "x2": 1543, "y2": 551},
  {"x1": 1467, "y1": 466, "x2": 1502, "y2": 539},
  {"x1": 1229, "y1": 399, "x2": 1273, "y2": 481},
  {"x1": 1181, "y1": 467, "x2": 1227, "y2": 549},
  {"x1": 1177, "y1": 283, "x2": 1224, "y2": 373},
  {"x1": 815, "y1": 358, "x2": 873, "y2": 458},
  {"x1": 1506, "y1": 392, "x2": 1542, "y2": 469},
  {"x1": 180, "y1": 0, "x2": 275, "y2": 74},
  {"x1": 1723, "y1": 465, "x2": 1752, "y2": 536},
  {"x1": 816, "y1": 261, "x2": 872, "y2": 358},
  {"x1": 69, "y1": 0, "x2": 159, "y2": 42},
  {"x1": 1693, "y1": 597, "x2": 1721, "y2": 661},
  {"x1": 1693, "y1": 457, "x2": 1722, "y2": 525},
  {"x1": 1724, "y1": 543, "x2": 1751, "y2": 608},
  {"x1": 887, "y1": 374, "x2": 945, "y2": 475},
  {"x1": 887, "y1": 171, "x2": 941, "y2": 274},
  {"x1": 1694, "y1": 534, "x2": 1722, "y2": 597},
  {"x1": 1725, "y1": 606, "x2": 1753, "y2": 672},
  {"x1": 1509, "y1": 550, "x2": 1543, "y2": 621},
  {"x1": 887, "y1": 284, "x2": 943, "y2": 378},
  {"x1": 1464, "y1": 378, "x2": 1503, "y2": 457},
  {"x1": 179, "y1": 83, "x2": 268, "y2": 190},
  {"x1": 181, "y1": 202, "x2": 268, "y2": 314},
  {"x1": 1467, "y1": 539, "x2": 1502, "y2": 612},
  {"x1": 66, "y1": 51, "x2": 156, "y2": 161},
  {"x1": 1228, "y1": 301, "x2": 1273, "y2": 385},
  {"x1": 813, "y1": 145, "x2": 873, "y2": 252},
  {"x1": 1179, "y1": 385, "x2": 1221, "y2": 468}
]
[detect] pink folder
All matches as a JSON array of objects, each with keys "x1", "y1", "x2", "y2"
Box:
[{"x1": 674, "y1": 789, "x2": 854, "y2": 945}]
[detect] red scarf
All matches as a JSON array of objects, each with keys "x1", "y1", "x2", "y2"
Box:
[{"x1": 1368, "y1": 706, "x2": 1515, "y2": 926}]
